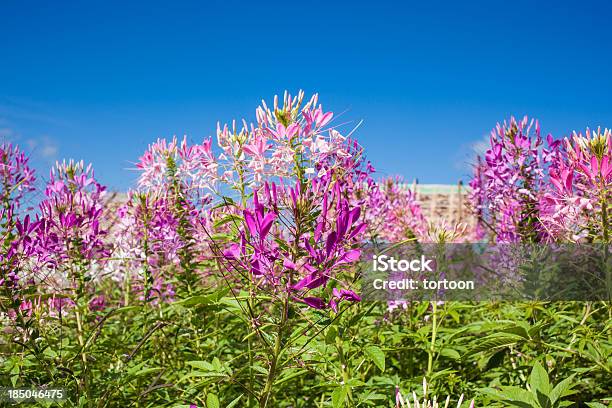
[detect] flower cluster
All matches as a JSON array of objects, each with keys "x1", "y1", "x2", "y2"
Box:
[
  {"x1": 222, "y1": 173, "x2": 364, "y2": 311},
  {"x1": 470, "y1": 117, "x2": 611, "y2": 244},
  {"x1": 137, "y1": 136, "x2": 218, "y2": 206},
  {"x1": 0, "y1": 144, "x2": 38, "y2": 297},
  {"x1": 0, "y1": 142, "x2": 36, "y2": 211},
  {"x1": 112, "y1": 192, "x2": 182, "y2": 302},
  {"x1": 35, "y1": 160, "x2": 112, "y2": 287},
  {"x1": 216, "y1": 91, "x2": 359, "y2": 190},
  {"x1": 469, "y1": 116, "x2": 547, "y2": 243},
  {"x1": 368, "y1": 177, "x2": 427, "y2": 243},
  {"x1": 0, "y1": 214, "x2": 39, "y2": 291},
  {"x1": 120, "y1": 91, "x2": 372, "y2": 309},
  {"x1": 541, "y1": 128, "x2": 611, "y2": 241}
]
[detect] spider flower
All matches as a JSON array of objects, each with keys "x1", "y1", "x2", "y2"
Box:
[
  {"x1": 35, "y1": 160, "x2": 111, "y2": 279},
  {"x1": 0, "y1": 143, "x2": 36, "y2": 211},
  {"x1": 395, "y1": 378, "x2": 475, "y2": 408}
]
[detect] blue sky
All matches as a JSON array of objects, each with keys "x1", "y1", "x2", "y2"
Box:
[{"x1": 1, "y1": 0, "x2": 611, "y2": 191}]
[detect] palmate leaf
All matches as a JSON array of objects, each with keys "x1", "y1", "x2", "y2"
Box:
[
  {"x1": 482, "y1": 386, "x2": 538, "y2": 407},
  {"x1": 483, "y1": 362, "x2": 580, "y2": 408}
]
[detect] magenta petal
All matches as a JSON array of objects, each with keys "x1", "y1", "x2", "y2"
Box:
[
  {"x1": 292, "y1": 274, "x2": 314, "y2": 291},
  {"x1": 259, "y1": 212, "x2": 276, "y2": 238},
  {"x1": 302, "y1": 297, "x2": 326, "y2": 309},
  {"x1": 340, "y1": 289, "x2": 361, "y2": 302},
  {"x1": 349, "y1": 222, "x2": 367, "y2": 240},
  {"x1": 340, "y1": 249, "x2": 361, "y2": 263},
  {"x1": 314, "y1": 222, "x2": 323, "y2": 242},
  {"x1": 283, "y1": 259, "x2": 296, "y2": 270},
  {"x1": 303, "y1": 237, "x2": 317, "y2": 258},
  {"x1": 303, "y1": 263, "x2": 317, "y2": 273},
  {"x1": 325, "y1": 231, "x2": 337, "y2": 256},
  {"x1": 349, "y1": 207, "x2": 361, "y2": 225},
  {"x1": 306, "y1": 275, "x2": 328, "y2": 290},
  {"x1": 329, "y1": 298, "x2": 338, "y2": 313},
  {"x1": 243, "y1": 210, "x2": 257, "y2": 235},
  {"x1": 223, "y1": 244, "x2": 241, "y2": 259}
]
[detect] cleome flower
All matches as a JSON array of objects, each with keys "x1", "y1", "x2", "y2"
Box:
[{"x1": 395, "y1": 378, "x2": 475, "y2": 408}]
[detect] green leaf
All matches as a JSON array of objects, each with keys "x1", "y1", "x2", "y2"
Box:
[
  {"x1": 213, "y1": 214, "x2": 243, "y2": 229},
  {"x1": 177, "y1": 371, "x2": 227, "y2": 383},
  {"x1": 529, "y1": 361, "x2": 551, "y2": 395},
  {"x1": 226, "y1": 395, "x2": 243, "y2": 408},
  {"x1": 584, "y1": 403, "x2": 607, "y2": 408},
  {"x1": 440, "y1": 348, "x2": 461, "y2": 360},
  {"x1": 206, "y1": 393, "x2": 220, "y2": 408},
  {"x1": 331, "y1": 385, "x2": 348, "y2": 408},
  {"x1": 364, "y1": 345, "x2": 385, "y2": 372},
  {"x1": 482, "y1": 386, "x2": 537, "y2": 406},
  {"x1": 346, "y1": 379, "x2": 366, "y2": 387},
  {"x1": 128, "y1": 367, "x2": 162, "y2": 378},
  {"x1": 549, "y1": 375, "x2": 576, "y2": 405},
  {"x1": 187, "y1": 360, "x2": 215, "y2": 371},
  {"x1": 325, "y1": 326, "x2": 338, "y2": 344},
  {"x1": 468, "y1": 333, "x2": 524, "y2": 355},
  {"x1": 177, "y1": 295, "x2": 216, "y2": 307},
  {"x1": 274, "y1": 369, "x2": 309, "y2": 385}
]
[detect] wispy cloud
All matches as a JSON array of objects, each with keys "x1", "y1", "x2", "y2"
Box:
[
  {"x1": 26, "y1": 135, "x2": 59, "y2": 160},
  {"x1": 0, "y1": 97, "x2": 71, "y2": 127},
  {"x1": 471, "y1": 134, "x2": 491, "y2": 156},
  {"x1": 0, "y1": 127, "x2": 15, "y2": 139},
  {"x1": 0, "y1": 119, "x2": 60, "y2": 161},
  {"x1": 452, "y1": 132, "x2": 491, "y2": 175}
]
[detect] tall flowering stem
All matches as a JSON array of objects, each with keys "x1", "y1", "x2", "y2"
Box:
[
  {"x1": 205, "y1": 92, "x2": 368, "y2": 406},
  {"x1": 134, "y1": 136, "x2": 217, "y2": 295},
  {"x1": 469, "y1": 116, "x2": 551, "y2": 243},
  {"x1": 0, "y1": 143, "x2": 37, "y2": 316},
  {"x1": 0, "y1": 143, "x2": 36, "y2": 213},
  {"x1": 113, "y1": 192, "x2": 182, "y2": 304},
  {"x1": 35, "y1": 160, "x2": 111, "y2": 403}
]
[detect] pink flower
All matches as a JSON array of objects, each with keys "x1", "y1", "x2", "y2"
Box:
[{"x1": 0, "y1": 143, "x2": 36, "y2": 217}]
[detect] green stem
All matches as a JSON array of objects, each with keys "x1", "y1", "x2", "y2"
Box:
[
  {"x1": 602, "y1": 196, "x2": 609, "y2": 244},
  {"x1": 75, "y1": 307, "x2": 90, "y2": 403},
  {"x1": 336, "y1": 336, "x2": 354, "y2": 404},
  {"x1": 601, "y1": 194, "x2": 610, "y2": 301},
  {"x1": 427, "y1": 301, "x2": 438, "y2": 376},
  {"x1": 259, "y1": 304, "x2": 286, "y2": 408}
]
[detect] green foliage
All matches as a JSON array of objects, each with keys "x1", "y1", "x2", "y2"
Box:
[
  {"x1": 482, "y1": 361, "x2": 578, "y2": 408},
  {"x1": 1, "y1": 290, "x2": 610, "y2": 407}
]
